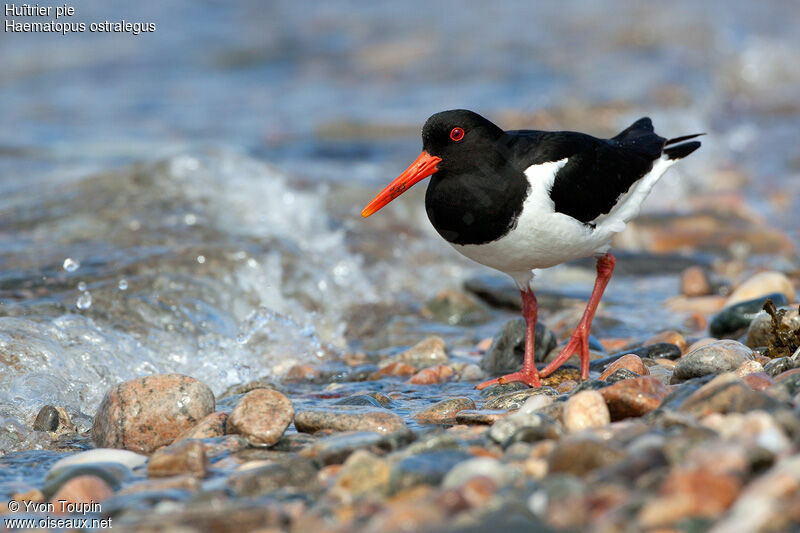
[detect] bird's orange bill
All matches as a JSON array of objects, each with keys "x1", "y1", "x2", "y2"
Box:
[{"x1": 361, "y1": 151, "x2": 442, "y2": 217}]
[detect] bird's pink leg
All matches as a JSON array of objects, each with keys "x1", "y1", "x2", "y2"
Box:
[
  {"x1": 539, "y1": 253, "x2": 616, "y2": 380},
  {"x1": 476, "y1": 289, "x2": 542, "y2": 389}
]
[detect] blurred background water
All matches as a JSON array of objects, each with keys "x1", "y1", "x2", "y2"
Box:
[{"x1": 0, "y1": 0, "x2": 798, "y2": 452}]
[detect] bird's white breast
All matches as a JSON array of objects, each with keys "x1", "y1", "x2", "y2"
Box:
[{"x1": 450, "y1": 156, "x2": 675, "y2": 283}]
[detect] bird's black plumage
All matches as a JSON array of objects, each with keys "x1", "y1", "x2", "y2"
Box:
[{"x1": 421, "y1": 110, "x2": 701, "y2": 245}]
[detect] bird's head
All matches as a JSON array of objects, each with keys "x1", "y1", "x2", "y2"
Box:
[{"x1": 361, "y1": 109, "x2": 503, "y2": 217}]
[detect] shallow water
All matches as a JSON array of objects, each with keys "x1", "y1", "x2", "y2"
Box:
[{"x1": 0, "y1": 0, "x2": 798, "y2": 479}]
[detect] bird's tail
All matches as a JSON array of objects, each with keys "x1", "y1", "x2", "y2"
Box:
[{"x1": 663, "y1": 133, "x2": 704, "y2": 160}]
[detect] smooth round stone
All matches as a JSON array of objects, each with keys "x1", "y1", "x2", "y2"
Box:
[
  {"x1": 745, "y1": 306, "x2": 800, "y2": 350},
  {"x1": 519, "y1": 394, "x2": 554, "y2": 414},
  {"x1": 678, "y1": 377, "x2": 781, "y2": 417},
  {"x1": 726, "y1": 271, "x2": 795, "y2": 306},
  {"x1": 564, "y1": 391, "x2": 610, "y2": 433},
  {"x1": 49, "y1": 449, "x2": 148, "y2": 473},
  {"x1": 454, "y1": 409, "x2": 511, "y2": 425},
  {"x1": 389, "y1": 450, "x2": 470, "y2": 493},
  {"x1": 147, "y1": 439, "x2": 208, "y2": 478},
  {"x1": 599, "y1": 376, "x2": 671, "y2": 420},
  {"x1": 390, "y1": 336, "x2": 449, "y2": 368},
  {"x1": 218, "y1": 379, "x2": 283, "y2": 400},
  {"x1": 333, "y1": 450, "x2": 391, "y2": 495},
  {"x1": 735, "y1": 360, "x2": 765, "y2": 377},
  {"x1": 174, "y1": 412, "x2": 228, "y2": 441},
  {"x1": 414, "y1": 397, "x2": 476, "y2": 423},
  {"x1": 482, "y1": 388, "x2": 558, "y2": 410},
  {"x1": 488, "y1": 412, "x2": 559, "y2": 444},
  {"x1": 547, "y1": 439, "x2": 625, "y2": 476},
  {"x1": 603, "y1": 368, "x2": 642, "y2": 384},
  {"x1": 442, "y1": 457, "x2": 515, "y2": 489},
  {"x1": 479, "y1": 318, "x2": 557, "y2": 373},
  {"x1": 423, "y1": 289, "x2": 491, "y2": 326},
  {"x1": 294, "y1": 407, "x2": 407, "y2": 435},
  {"x1": 225, "y1": 389, "x2": 294, "y2": 447},
  {"x1": 33, "y1": 405, "x2": 59, "y2": 432},
  {"x1": 43, "y1": 463, "x2": 133, "y2": 499},
  {"x1": 589, "y1": 343, "x2": 682, "y2": 373},
  {"x1": 300, "y1": 431, "x2": 381, "y2": 465},
  {"x1": 709, "y1": 293, "x2": 788, "y2": 338},
  {"x1": 478, "y1": 381, "x2": 529, "y2": 398},
  {"x1": 671, "y1": 340, "x2": 754, "y2": 383},
  {"x1": 92, "y1": 374, "x2": 215, "y2": 454},
  {"x1": 49, "y1": 475, "x2": 113, "y2": 507},
  {"x1": 645, "y1": 331, "x2": 688, "y2": 353},
  {"x1": 680, "y1": 266, "x2": 712, "y2": 297},
  {"x1": 459, "y1": 363, "x2": 486, "y2": 382},
  {"x1": 226, "y1": 456, "x2": 319, "y2": 496},
  {"x1": 335, "y1": 394, "x2": 385, "y2": 408},
  {"x1": 504, "y1": 423, "x2": 562, "y2": 447},
  {"x1": 407, "y1": 364, "x2": 454, "y2": 384},
  {"x1": 599, "y1": 354, "x2": 649, "y2": 381}
]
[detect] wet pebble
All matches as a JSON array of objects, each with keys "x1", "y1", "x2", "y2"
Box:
[
  {"x1": 333, "y1": 449, "x2": 391, "y2": 495},
  {"x1": 147, "y1": 439, "x2": 208, "y2": 478},
  {"x1": 407, "y1": 364, "x2": 454, "y2": 384},
  {"x1": 637, "y1": 468, "x2": 741, "y2": 527},
  {"x1": 390, "y1": 336, "x2": 450, "y2": 368},
  {"x1": 49, "y1": 448, "x2": 148, "y2": 472},
  {"x1": 227, "y1": 456, "x2": 319, "y2": 497},
  {"x1": 414, "y1": 397, "x2": 476, "y2": 423},
  {"x1": 742, "y1": 372, "x2": 773, "y2": 391},
  {"x1": 218, "y1": 379, "x2": 282, "y2": 400},
  {"x1": 547, "y1": 438, "x2": 625, "y2": 476},
  {"x1": 745, "y1": 305, "x2": 800, "y2": 349},
  {"x1": 488, "y1": 411, "x2": 560, "y2": 445},
  {"x1": 599, "y1": 376, "x2": 671, "y2": 420},
  {"x1": 335, "y1": 394, "x2": 385, "y2": 408},
  {"x1": 174, "y1": 411, "x2": 228, "y2": 441},
  {"x1": 389, "y1": 450, "x2": 471, "y2": 493},
  {"x1": 92, "y1": 373, "x2": 215, "y2": 453},
  {"x1": 482, "y1": 388, "x2": 558, "y2": 410},
  {"x1": 726, "y1": 271, "x2": 795, "y2": 306},
  {"x1": 709, "y1": 293, "x2": 787, "y2": 338},
  {"x1": 442, "y1": 457, "x2": 516, "y2": 489},
  {"x1": 422, "y1": 289, "x2": 491, "y2": 326},
  {"x1": 454, "y1": 409, "x2": 511, "y2": 425},
  {"x1": 671, "y1": 340, "x2": 754, "y2": 383},
  {"x1": 479, "y1": 318, "x2": 557, "y2": 373},
  {"x1": 294, "y1": 407, "x2": 407, "y2": 435},
  {"x1": 370, "y1": 361, "x2": 417, "y2": 378},
  {"x1": 680, "y1": 266, "x2": 712, "y2": 297},
  {"x1": 678, "y1": 375, "x2": 781, "y2": 416},
  {"x1": 589, "y1": 343, "x2": 682, "y2": 373},
  {"x1": 33, "y1": 405, "x2": 60, "y2": 432},
  {"x1": 599, "y1": 353, "x2": 649, "y2": 380},
  {"x1": 602, "y1": 368, "x2": 642, "y2": 383},
  {"x1": 49, "y1": 475, "x2": 113, "y2": 510},
  {"x1": 44, "y1": 463, "x2": 132, "y2": 499},
  {"x1": 225, "y1": 389, "x2": 294, "y2": 447},
  {"x1": 645, "y1": 330, "x2": 689, "y2": 353},
  {"x1": 309, "y1": 430, "x2": 412, "y2": 466},
  {"x1": 563, "y1": 391, "x2": 610, "y2": 432}
]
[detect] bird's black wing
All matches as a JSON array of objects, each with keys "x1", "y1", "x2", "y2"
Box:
[{"x1": 508, "y1": 118, "x2": 669, "y2": 224}]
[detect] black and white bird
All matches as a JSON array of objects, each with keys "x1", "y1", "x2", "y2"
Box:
[{"x1": 362, "y1": 109, "x2": 701, "y2": 389}]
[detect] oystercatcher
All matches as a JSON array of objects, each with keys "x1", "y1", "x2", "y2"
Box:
[{"x1": 362, "y1": 110, "x2": 701, "y2": 388}]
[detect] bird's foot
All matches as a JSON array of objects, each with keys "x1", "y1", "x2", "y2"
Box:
[
  {"x1": 476, "y1": 368, "x2": 542, "y2": 390},
  {"x1": 539, "y1": 326, "x2": 590, "y2": 380}
]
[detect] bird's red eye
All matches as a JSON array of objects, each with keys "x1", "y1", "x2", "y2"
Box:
[{"x1": 450, "y1": 127, "x2": 465, "y2": 141}]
